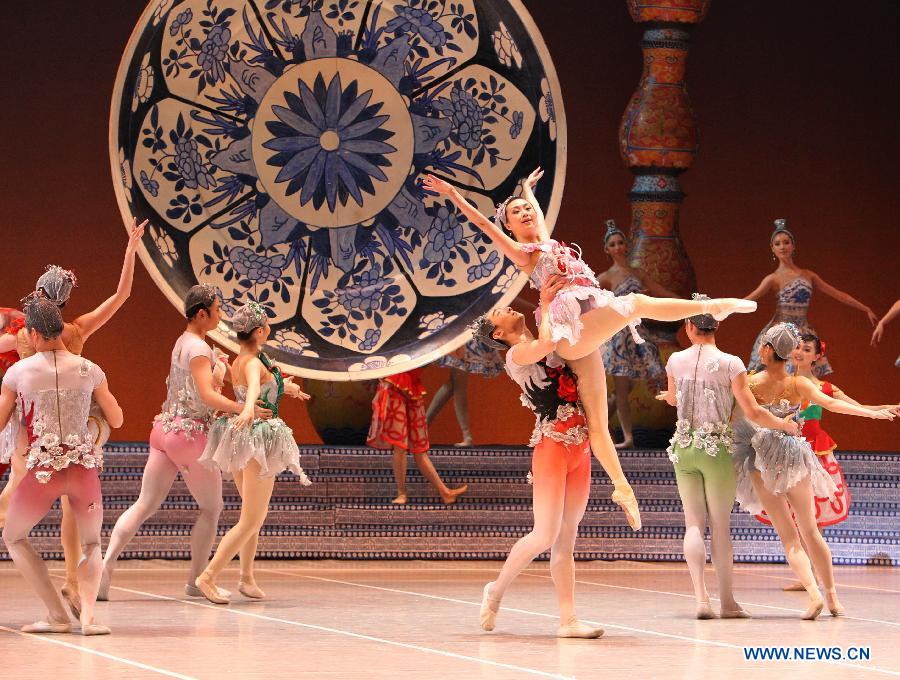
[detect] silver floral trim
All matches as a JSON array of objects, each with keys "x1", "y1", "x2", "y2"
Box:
[
  {"x1": 526, "y1": 402, "x2": 588, "y2": 447},
  {"x1": 666, "y1": 419, "x2": 735, "y2": 463},
  {"x1": 153, "y1": 410, "x2": 211, "y2": 440},
  {"x1": 26, "y1": 419, "x2": 102, "y2": 482}
]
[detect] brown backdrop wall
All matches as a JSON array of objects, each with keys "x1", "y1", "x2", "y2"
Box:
[{"x1": 1, "y1": 1, "x2": 897, "y2": 449}]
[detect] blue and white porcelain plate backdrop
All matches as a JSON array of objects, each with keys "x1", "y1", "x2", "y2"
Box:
[{"x1": 111, "y1": 0, "x2": 565, "y2": 379}]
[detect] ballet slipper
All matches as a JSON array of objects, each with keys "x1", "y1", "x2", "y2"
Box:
[
  {"x1": 479, "y1": 582, "x2": 500, "y2": 631},
  {"x1": 720, "y1": 606, "x2": 752, "y2": 619},
  {"x1": 696, "y1": 602, "x2": 717, "y2": 620},
  {"x1": 195, "y1": 575, "x2": 230, "y2": 605},
  {"x1": 782, "y1": 581, "x2": 806, "y2": 592},
  {"x1": 442, "y1": 484, "x2": 468, "y2": 505},
  {"x1": 239, "y1": 582, "x2": 266, "y2": 599},
  {"x1": 557, "y1": 618, "x2": 604, "y2": 639},
  {"x1": 81, "y1": 623, "x2": 112, "y2": 636},
  {"x1": 824, "y1": 588, "x2": 845, "y2": 617},
  {"x1": 61, "y1": 583, "x2": 81, "y2": 620},
  {"x1": 184, "y1": 582, "x2": 230, "y2": 599},
  {"x1": 391, "y1": 493, "x2": 408, "y2": 505},
  {"x1": 611, "y1": 484, "x2": 642, "y2": 531},
  {"x1": 704, "y1": 298, "x2": 757, "y2": 322},
  {"x1": 21, "y1": 620, "x2": 72, "y2": 634},
  {"x1": 97, "y1": 567, "x2": 110, "y2": 601},
  {"x1": 801, "y1": 590, "x2": 825, "y2": 620}
]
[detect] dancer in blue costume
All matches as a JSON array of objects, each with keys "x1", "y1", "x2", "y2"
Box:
[{"x1": 745, "y1": 219, "x2": 878, "y2": 377}]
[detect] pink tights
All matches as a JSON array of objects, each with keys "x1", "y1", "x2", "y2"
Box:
[
  {"x1": 3, "y1": 465, "x2": 102, "y2": 627},
  {"x1": 490, "y1": 435, "x2": 592, "y2": 623},
  {"x1": 102, "y1": 420, "x2": 223, "y2": 592}
]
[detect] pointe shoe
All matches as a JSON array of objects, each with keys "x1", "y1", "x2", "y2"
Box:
[
  {"x1": 195, "y1": 576, "x2": 230, "y2": 605},
  {"x1": 825, "y1": 589, "x2": 845, "y2": 617},
  {"x1": 480, "y1": 582, "x2": 500, "y2": 631},
  {"x1": 61, "y1": 583, "x2": 82, "y2": 620},
  {"x1": 706, "y1": 298, "x2": 757, "y2": 321},
  {"x1": 611, "y1": 486, "x2": 642, "y2": 531},
  {"x1": 442, "y1": 484, "x2": 468, "y2": 505},
  {"x1": 97, "y1": 568, "x2": 110, "y2": 601},
  {"x1": 21, "y1": 620, "x2": 72, "y2": 634},
  {"x1": 557, "y1": 619, "x2": 604, "y2": 639},
  {"x1": 239, "y1": 582, "x2": 266, "y2": 599},
  {"x1": 720, "y1": 606, "x2": 752, "y2": 619},
  {"x1": 696, "y1": 602, "x2": 717, "y2": 620},
  {"x1": 391, "y1": 493, "x2": 408, "y2": 505},
  {"x1": 81, "y1": 623, "x2": 112, "y2": 636},
  {"x1": 802, "y1": 593, "x2": 825, "y2": 620},
  {"x1": 783, "y1": 581, "x2": 806, "y2": 592}
]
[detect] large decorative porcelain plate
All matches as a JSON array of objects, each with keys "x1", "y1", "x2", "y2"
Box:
[{"x1": 111, "y1": 0, "x2": 565, "y2": 379}]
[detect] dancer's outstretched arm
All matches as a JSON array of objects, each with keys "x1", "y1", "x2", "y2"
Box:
[
  {"x1": 871, "y1": 299, "x2": 900, "y2": 345},
  {"x1": 71, "y1": 218, "x2": 147, "y2": 340},
  {"x1": 744, "y1": 274, "x2": 775, "y2": 301},
  {"x1": 520, "y1": 168, "x2": 550, "y2": 242},
  {"x1": 93, "y1": 379, "x2": 124, "y2": 429},
  {"x1": 797, "y1": 377, "x2": 895, "y2": 420},
  {"x1": 809, "y1": 271, "x2": 878, "y2": 326},
  {"x1": 423, "y1": 175, "x2": 530, "y2": 266},
  {"x1": 822, "y1": 383, "x2": 898, "y2": 412},
  {"x1": 731, "y1": 373, "x2": 801, "y2": 434}
]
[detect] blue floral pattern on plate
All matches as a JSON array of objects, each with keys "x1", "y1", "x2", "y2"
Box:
[{"x1": 112, "y1": 0, "x2": 565, "y2": 379}]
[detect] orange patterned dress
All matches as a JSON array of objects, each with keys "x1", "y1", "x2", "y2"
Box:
[{"x1": 367, "y1": 369, "x2": 429, "y2": 454}]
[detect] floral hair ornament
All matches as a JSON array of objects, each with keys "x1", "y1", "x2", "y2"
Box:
[
  {"x1": 603, "y1": 219, "x2": 626, "y2": 245},
  {"x1": 183, "y1": 282, "x2": 220, "y2": 316},
  {"x1": 21, "y1": 291, "x2": 64, "y2": 340},
  {"x1": 770, "y1": 218, "x2": 795, "y2": 245},
  {"x1": 469, "y1": 315, "x2": 507, "y2": 351},
  {"x1": 494, "y1": 196, "x2": 516, "y2": 229},
  {"x1": 688, "y1": 293, "x2": 719, "y2": 331},
  {"x1": 232, "y1": 300, "x2": 268, "y2": 334},
  {"x1": 36, "y1": 265, "x2": 77, "y2": 306},
  {"x1": 763, "y1": 322, "x2": 802, "y2": 360}
]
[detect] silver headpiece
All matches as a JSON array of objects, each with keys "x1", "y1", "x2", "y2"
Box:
[
  {"x1": 469, "y1": 315, "x2": 507, "y2": 351},
  {"x1": 494, "y1": 196, "x2": 516, "y2": 229},
  {"x1": 688, "y1": 293, "x2": 718, "y2": 331},
  {"x1": 770, "y1": 218, "x2": 795, "y2": 245},
  {"x1": 184, "y1": 283, "x2": 220, "y2": 317},
  {"x1": 36, "y1": 265, "x2": 77, "y2": 306},
  {"x1": 232, "y1": 301, "x2": 267, "y2": 334},
  {"x1": 763, "y1": 322, "x2": 801, "y2": 360},
  {"x1": 21, "y1": 291, "x2": 64, "y2": 340},
  {"x1": 603, "y1": 219, "x2": 626, "y2": 245}
]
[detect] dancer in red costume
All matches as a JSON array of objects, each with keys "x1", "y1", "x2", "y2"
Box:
[
  {"x1": 0, "y1": 309, "x2": 25, "y2": 480},
  {"x1": 368, "y1": 368, "x2": 467, "y2": 505}
]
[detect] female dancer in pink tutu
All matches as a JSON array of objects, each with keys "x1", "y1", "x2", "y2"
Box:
[{"x1": 423, "y1": 170, "x2": 755, "y2": 529}]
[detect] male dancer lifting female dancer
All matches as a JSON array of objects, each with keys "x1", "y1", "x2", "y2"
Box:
[
  {"x1": 0, "y1": 295, "x2": 123, "y2": 635},
  {"x1": 100, "y1": 285, "x2": 272, "y2": 599},
  {"x1": 424, "y1": 170, "x2": 755, "y2": 530},
  {"x1": 656, "y1": 301, "x2": 801, "y2": 619},
  {"x1": 471, "y1": 274, "x2": 602, "y2": 638},
  {"x1": 0, "y1": 219, "x2": 145, "y2": 616}
]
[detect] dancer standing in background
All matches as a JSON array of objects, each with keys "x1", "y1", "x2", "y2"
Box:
[
  {"x1": 368, "y1": 368, "x2": 467, "y2": 505},
  {"x1": 196, "y1": 301, "x2": 311, "y2": 604},
  {"x1": 424, "y1": 170, "x2": 755, "y2": 530},
  {"x1": 745, "y1": 219, "x2": 878, "y2": 376},
  {"x1": 871, "y1": 299, "x2": 900, "y2": 367},
  {"x1": 0, "y1": 295, "x2": 123, "y2": 635},
  {"x1": 100, "y1": 285, "x2": 271, "y2": 600},
  {"x1": 598, "y1": 220, "x2": 672, "y2": 449},
  {"x1": 0, "y1": 219, "x2": 145, "y2": 617}
]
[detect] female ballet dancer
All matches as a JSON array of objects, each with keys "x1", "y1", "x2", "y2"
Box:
[
  {"x1": 732, "y1": 323, "x2": 894, "y2": 619},
  {"x1": 426, "y1": 337, "x2": 505, "y2": 447},
  {"x1": 423, "y1": 170, "x2": 755, "y2": 530},
  {"x1": 100, "y1": 285, "x2": 271, "y2": 600},
  {"x1": 0, "y1": 295, "x2": 123, "y2": 635},
  {"x1": 655, "y1": 304, "x2": 800, "y2": 619},
  {"x1": 368, "y1": 368, "x2": 468, "y2": 504},
  {"x1": 0, "y1": 219, "x2": 145, "y2": 615},
  {"x1": 745, "y1": 219, "x2": 878, "y2": 376},
  {"x1": 195, "y1": 301, "x2": 311, "y2": 604},
  {"x1": 0, "y1": 309, "x2": 24, "y2": 480},
  {"x1": 473, "y1": 273, "x2": 603, "y2": 638},
  {"x1": 598, "y1": 220, "x2": 672, "y2": 449}
]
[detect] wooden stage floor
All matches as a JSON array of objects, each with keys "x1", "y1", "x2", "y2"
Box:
[{"x1": 1, "y1": 560, "x2": 897, "y2": 679}]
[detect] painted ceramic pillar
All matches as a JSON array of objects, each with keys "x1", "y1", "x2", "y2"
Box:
[{"x1": 614, "y1": 0, "x2": 711, "y2": 442}]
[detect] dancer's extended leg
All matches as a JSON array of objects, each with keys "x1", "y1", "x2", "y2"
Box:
[
  {"x1": 3, "y1": 471, "x2": 72, "y2": 632},
  {"x1": 59, "y1": 496, "x2": 82, "y2": 615},
  {"x1": 412, "y1": 452, "x2": 467, "y2": 504},
  {"x1": 233, "y1": 469, "x2": 264, "y2": 598},
  {"x1": 100, "y1": 448, "x2": 178, "y2": 598},
  {"x1": 751, "y1": 472, "x2": 823, "y2": 619},
  {"x1": 565, "y1": 351, "x2": 639, "y2": 530},
  {"x1": 196, "y1": 460, "x2": 273, "y2": 604},
  {"x1": 674, "y1": 468, "x2": 713, "y2": 617}
]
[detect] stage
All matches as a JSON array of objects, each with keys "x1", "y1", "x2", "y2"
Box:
[{"x1": 1, "y1": 559, "x2": 898, "y2": 678}]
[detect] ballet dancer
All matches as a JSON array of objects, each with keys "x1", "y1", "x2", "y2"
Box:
[
  {"x1": 655, "y1": 302, "x2": 800, "y2": 619},
  {"x1": 423, "y1": 170, "x2": 755, "y2": 530},
  {"x1": 745, "y1": 219, "x2": 878, "y2": 376},
  {"x1": 100, "y1": 285, "x2": 271, "y2": 600},
  {"x1": 195, "y1": 301, "x2": 311, "y2": 604},
  {"x1": 0, "y1": 219, "x2": 145, "y2": 615},
  {"x1": 598, "y1": 220, "x2": 672, "y2": 448},
  {"x1": 732, "y1": 323, "x2": 894, "y2": 619},
  {"x1": 472, "y1": 273, "x2": 603, "y2": 638},
  {"x1": 0, "y1": 295, "x2": 123, "y2": 634},
  {"x1": 368, "y1": 368, "x2": 468, "y2": 505},
  {"x1": 871, "y1": 298, "x2": 900, "y2": 367}
]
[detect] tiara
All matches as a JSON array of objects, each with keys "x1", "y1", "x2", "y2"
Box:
[
  {"x1": 232, "y1": 300, "x2": 268, "y2": 333},
  {"x1": 468, "y1": 315, "x2": 507, "y2": 350},
  {"x1": 603, "y1": 219, "x2": 626, "y2": 244}
]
